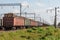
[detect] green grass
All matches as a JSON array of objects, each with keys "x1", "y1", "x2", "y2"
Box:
[{"x1": 0, "y1": 26, "x2": 60, "y2": 40}]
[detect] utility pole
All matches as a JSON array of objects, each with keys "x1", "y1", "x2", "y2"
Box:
[
  {"x1": 20, "y1": 3, "x2": 22, "y2": 16},
  {"x1": 47, "y1": 7, "x2": 59, "y2": 28},
  {"x1": 54, "y1": 7, "x2": 59, "y2": 28},
  {"x1": 43, "y1": 19, "x2": 44, "y2": 25},
  {"x1": 54, "y1": 7, "x2": 57, "y2": 28},
  {"x1": 34, "y1": 13, "x2": 35, "y2": 20},
  {"x1": 40, "y1": 17, "x2": 41, "y2": 22},
  {"x1": 25, "y1": 12, "x2": 27, "y2": 17}
]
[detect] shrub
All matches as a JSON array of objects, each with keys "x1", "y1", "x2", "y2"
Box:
[
  {"x1": 20, "y1": 35, "x2": 26, "y2": 38},
  {"x1": 26, "y1": 36, "x2": 31, "y2": 39},
  {"x1": 27, "y1": 29, "x2": 33, "y2": 33},
  {"x1": 45, "y1": 32, "x2": 52, "y2": 36},
  {"x1": 32, "y1": 27, "x2": 37, "y2": 30}
]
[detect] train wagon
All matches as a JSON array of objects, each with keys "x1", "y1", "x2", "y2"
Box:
[
  {"x1": 0, "y1": 19, "x2": 3, "y2": 30},
  {"x1": 3, "y1": 13, "x2": 33, "y2": 29},
  {"x1": 3, "y1": 13, "x2": 47, "y2": 30},
  {"x1": 38, "y1": 22, "x2": 43, "y2": 27},
  {"x1": 3, "y1": 13, "x2": 17, "y2": 30},
  {"x1": 30, "y1": 19, "x2": 38, "y2": 27},
  {"x1": 13, "y1": 16, "x2": 31, "y2": 29},
  {"x1": 24, "y1": 18, "x2": 31, "y2": 28}
]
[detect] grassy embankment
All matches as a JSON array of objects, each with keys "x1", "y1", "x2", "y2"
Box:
[{"x1": 0, "y1": 26, "x2": 60, "y2": 40}]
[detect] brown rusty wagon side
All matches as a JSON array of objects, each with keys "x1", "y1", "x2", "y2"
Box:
[{"x1": 30, "y1": 19, "x2": 38, "y2": 27}]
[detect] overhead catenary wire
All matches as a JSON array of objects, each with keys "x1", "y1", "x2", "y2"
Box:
[{"x1": 0, "y1": 3, "x2": 22, "y2": 16}]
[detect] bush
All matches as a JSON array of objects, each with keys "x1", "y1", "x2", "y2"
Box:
[
  {"x1": 27, "y1": 29, "x2": 33, "y2": 33},
  {"x1": 45, "y1": 32, "x2": 52, "y2": 36},
  {"x1": 20, "y1": 35, "x2": 26, "y2": 38},
  {"x1": 26, "y1": 36, "x2": 31, "y2": 39},
  {"x1": 37, "y1": 27, "x2": 46, "y2": 34},
  {"x1": 32, "y1": 27, "x2": 37, "y2": 30}
]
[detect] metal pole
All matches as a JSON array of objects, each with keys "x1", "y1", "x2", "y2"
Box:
[
  {"x1": 34, "y1": 13, "x2": 35, "y2": 20},
  {"x1": 43, "y1": 19, "x2": 44, "y2": 25},
  {"x1": 54, "y1": 7, "x2": 57, "y2": 28},
  {"x1": 20, "y1": 3, "x2": 22, "y2": 16},
  {"x1": 25, "y1": 12, "x2": 27, "y2": 18},
  {"x1": 0, "y1": 3, "x2": 22, "y2": 16},
  {"x1": 40, "y1": 17, "x2": 41, "y2": 22},
  {"x1": 47, "y1": 7, "x2": 59, "y2": 28},
  {"x1": 0, "y1": 3, "x2": 20, "y2": 6}
]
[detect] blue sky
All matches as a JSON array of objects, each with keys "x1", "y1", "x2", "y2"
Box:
[{"x1": 0, "y1": 0, "x2": 60, "y2": 25}]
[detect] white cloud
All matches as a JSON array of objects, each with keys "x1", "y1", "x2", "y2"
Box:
[
  {"x1": 21, "y1": 1, "x2": 30, "y2": 7},
  {"x1": 36, "y1": 2, "x2": 45, "y2": 7},
  {"x1": 12, "y1": 9, "x2": 20, "y2": 13},
  {"x1": 33, "y1": 9, "x2": 46, "y2": 14},
  {"x1": 34, "y1": 9, "x2": 40, "y2": 13}
]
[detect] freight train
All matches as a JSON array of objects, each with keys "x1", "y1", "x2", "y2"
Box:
[{"x1": 0, "y1": 13, "x2": 50, "y2": 30}]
